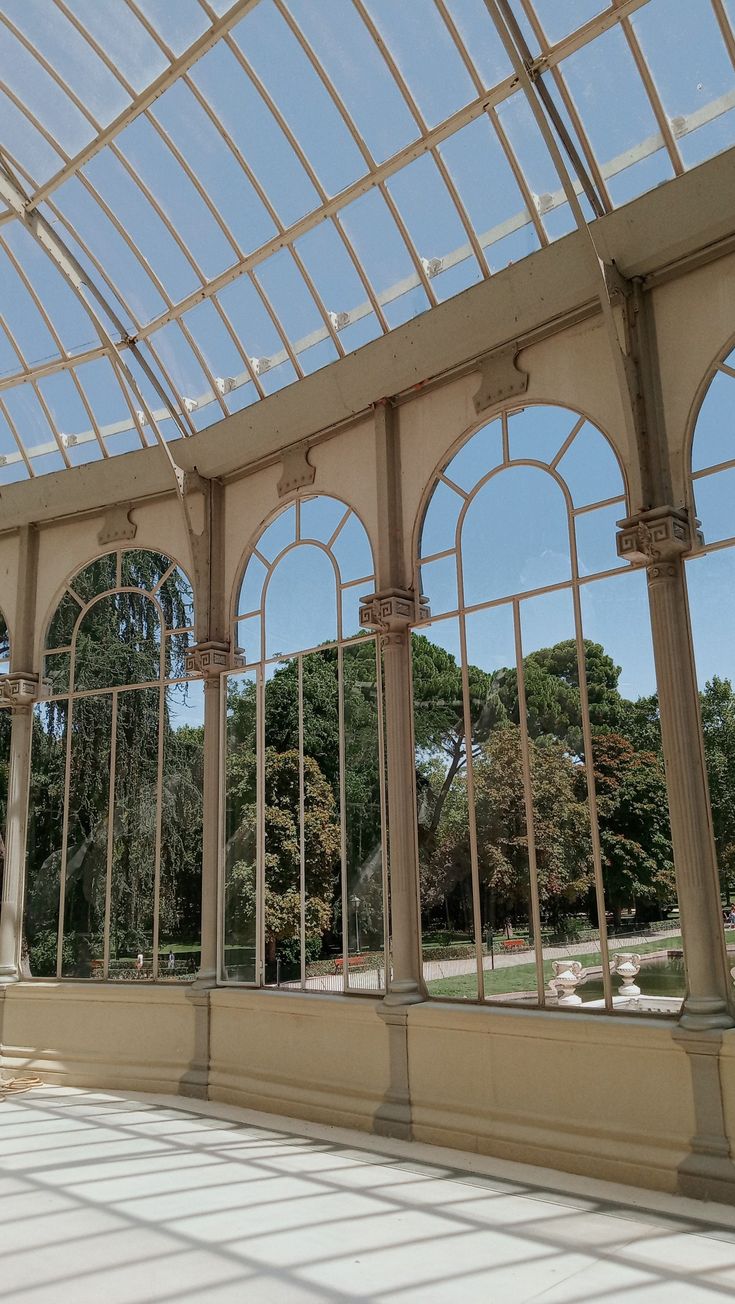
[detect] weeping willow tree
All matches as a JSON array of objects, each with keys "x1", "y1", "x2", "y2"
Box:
[{"x1": 24, "y1": 551, "x2": 203, "y2": 977}]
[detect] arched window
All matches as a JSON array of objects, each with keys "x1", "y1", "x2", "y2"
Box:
[
  {"x1": 224, "y1": 495, "x2": 386, "y2": 992},
  {"x1": 414, "y1": 405, "x2": 681, "y2": 1012},
  {"x1": 687, "y1": 343, "x2": 735, "y2": 920},
  {"x1": 24, "y1": 549, "x2": 203, "y2": 981}
]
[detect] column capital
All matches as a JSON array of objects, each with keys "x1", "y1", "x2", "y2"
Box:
[
  {"x1": 616, "y1": 505, "x2": 702, "y2": 568},
  {"x1": 0, "y1": 671, "x2": 46, "y2": 710},
  {"x1": 359, "y1": 588, "x2": 430, "y2": 633},
  {"x1": 184, "y1": 640, "x2": 244, "y2": 678}
]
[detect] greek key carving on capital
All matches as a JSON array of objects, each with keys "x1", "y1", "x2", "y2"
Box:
[
  {"x1": 616, "y1": 506, "x2": 702, "y2": 569},
  {"x1": 359, "y1": 588, "x2": 430, "y2": 633},
  {"x1": 185, "y1": 641, "x2": 243, "y2": 678},
  {"x1": 0, "y1": 671, "x2": 46, "y2": 709}
]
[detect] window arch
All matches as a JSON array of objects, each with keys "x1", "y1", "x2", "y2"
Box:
[
  {"x1": 686, "y1": 341, "x2": 735, "y2": 921},
  {"x1": 224, "y1": 494, "x2": 387, "y2": 993},
  {"x1": 413, "y1": 404, "x2": 682, "y2": 1013},
  {"x1": 23, "y1": 548, "x2": 203, "y2": 982}
]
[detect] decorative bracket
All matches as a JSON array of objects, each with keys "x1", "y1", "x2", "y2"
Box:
[
  {"x1": 278, "y1": 440, "x2": 316, "y2": 498},
  {"x1": 0, "y1": 671, "x2": 45, "y2": 709},
  {"x1": 185, "y1": 641, "x2": 244, "y2": 678},
  {"x1": 97, "y1": 503, "x2": 137, "y2": 547},
  {"x1": 359, "y1": 588, "x2": 430, "y2": 633},
  {"x1": 473, "y1": 341, "x2": 528, "y2": 415},
  {"x1": 616, "y1": 506, "x2": 702, "y2": 567}
]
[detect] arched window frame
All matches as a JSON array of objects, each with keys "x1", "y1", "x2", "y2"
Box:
[
  {"x1": 224, "y1": 493, "x2": 389, "y2": 994},
  {"x1": 411, "y1": 402, "x2": 679, "y2": 1016},
  {"x1": 30, "y1": 546, "x2": 199, "y2": 982},
  {"x1": 688, "y1": 333, "x2": 735, "y2": 552}
]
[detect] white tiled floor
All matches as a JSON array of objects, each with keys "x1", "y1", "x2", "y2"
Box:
[{"x1": 2, "y1": 1087, "x2": 735, "y2": 1303}]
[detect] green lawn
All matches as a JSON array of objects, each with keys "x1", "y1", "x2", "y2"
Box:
[{"x1": 426, "y1": 933, "x2": 735, "y2": 999}]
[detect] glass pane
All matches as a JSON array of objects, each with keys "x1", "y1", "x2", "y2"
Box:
[
  {"x1": 581, "y1": 570, "x2": 682, "y2": 1013},
  {"x1": 24, "y1": 702, "x2": 67, "y2": 978},
  {"x1": 223, "y1": 671, "x2": 258, "y2": 984},
  {"x1": 694, "y1": 466, "x2": 735, "y2": 544},
  {"x1": 47, "y1": 591, "x2": 82, "y2": 650},
  {"x1": 343, "y1": 641, "x2": 385, "y2": 992},
  {"x1": 109, "y1": 688, "x2": 159, "y2": 979},
  {"x1": 158, "y1": 682, "x2": 203, "y2": 979},
  {"x1": 62, "y1": 694, "x2": 111, "y2": 978},
  {"x1": 461, "y1": 465, "x2": 571, "y2": 604},
  {"x1": 264, "y1": 658, "x2": 301, "y2": 986},
  {"x1": 413, "y1": 617, "x2": 479, "y2": 1001},
  {"x1": 74, "y1": 592, "x2": 162, "y2": 690},
  {"x1": 691, "y1": 369, "x2": 735, "y2": 473},
  {"x1": 70, "y1": 553, "x2": 117, "y2": 602},
  {"x1": 302, "y1": 650, "x2": 342, "y2": 989},
  {"x1": 265, "y1": 545, "x2": 337, "y2": 658},
  {"x1": 444, "y1": 418, "x2": 503, "y2": 492},
  {"x1": 519, "y1": 590, "x2": 599, "y2": 1009}
]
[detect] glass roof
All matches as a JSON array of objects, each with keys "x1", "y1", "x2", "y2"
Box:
[{"x1": 0, "y1": 0, "x2": 733, "y2": 481}]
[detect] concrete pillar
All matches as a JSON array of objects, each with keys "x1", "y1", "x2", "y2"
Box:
[{"x1": 618, "y1": 506, "x2": 734, "y2": 1029}]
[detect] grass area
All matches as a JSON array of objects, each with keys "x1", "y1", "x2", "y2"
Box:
[{"x1": 426, "y1": 932, "x2": 735, "y2": 999}]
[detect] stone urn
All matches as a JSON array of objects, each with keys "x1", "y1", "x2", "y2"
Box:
[
  {"x1": 612, "y1": 952, "x2": 641, "y2": 998},
  {"x1": 550, "y1": 959, "x2": 583, "y2": 1005}
]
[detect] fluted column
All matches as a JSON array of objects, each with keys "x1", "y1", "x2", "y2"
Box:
[
  {"x1": 0, "y1": 674, "x2": 42, "y2": 983},
  {"x1": 618, "y1": 506, "x2": 734, "y2": 1029},
  {"x1": 185, "y1": 642, "x2": 230, "y2": 988},
  {"x1": 360, "y1": 589, "x2": 429, "y2": 1006}
]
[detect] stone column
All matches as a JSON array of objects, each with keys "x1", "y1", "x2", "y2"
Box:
[
  {"x1": 360, "y1": 589, "x2": 429, "y2": 1006},
  {"x1": 0, "y1": 674, "x2": 42, "y2": 983},
  {"x1": 185, "y1": 642, "x2": 231, "y2": 988},
  {"x1": 618, "y1": 506, "x2": 734, "y2": 1029}
]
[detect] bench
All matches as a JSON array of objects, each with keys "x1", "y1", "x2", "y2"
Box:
[
  {"x1": 334, "y1": 955, "x2": 368, "y2": 974},
  {"x1": 501, "y1": 938, "x2": 528, "y2": 952}
]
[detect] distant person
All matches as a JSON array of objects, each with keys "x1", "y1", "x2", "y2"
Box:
[
  {"x1": 729, "y1": 907, "x2": 735, "y2": 927},
  {"x1": 135, "y1": 952, "x2": 144, "y2": 971},
  {"x1": 167, "y1": 952, "x2": 175, "y2": 972}
]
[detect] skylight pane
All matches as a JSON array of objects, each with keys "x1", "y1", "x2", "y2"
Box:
[
  {"x1": 2, "y1": 0, "x2": 130, "y2": 125},
  {"x1": 62, "y1": 0, "x2": 168, "y2": 93},
  {"x1": 0, "y1": 242, "x2": 60, "y2": 366},
  {"x1": 182, "y1": 300, "x2": 258, "y2": 415},
  {"x1": 52, "y1": 178, "x2": 166, "y2": 326},
  {"x1": 40, "y1": 208, "x2": 137, "y2": 337},
  {"x1": 0, "y1": 405, "x2": 21, "y2": 461},
  {"x1": 444, "y1": 0, "x2": 513, "y2": 89},
  {"x1": 363, "y1": 0, "x2": 476, "y2": 126},
  {"x1": 439, "y1": 116, "x2": 540, "y2": 271},
  {"x1": 152, "y1": 81, "x2": 277, "y2": 255},
  {"x1": 150, "y1": 322, "x2": 217, "y2": 431},
  {"x1": 192, "y1": 41, "x2": 319, "y2": 225},
  {"x1": 337, "y1": 188, "x2": 430, "y2": 330},
  {"x1": 560, "y1": 24, "x2": 675, "y2": 206},
  {"x1": 0, "y1": 90, "x2": 65, "y2": 185},
  {"x1": 255, "y1": 249, "x2": 339, "y2": 374},
  {"x1": 294, "y1": 222, "x2": 382, "y2": 354},
  {"x1": 386, "y1": 153, "x2": 482, "y2": 302},
  {"x1": 0, "y1": 23, "x2": 93, "y2": 156},
  {"x1": 630, "y1": 0, "x2": 735, "y2": 170},
  {"x1": 233, "y1": 0, "x2": 366, "y2": 195},
  {"x1": 495, "y1": 93, "x2": 574, "y2": 240},
  {"x1": 3, "y1": 383, "x2": 59, "y2": 458},
  {"x1": 285, "y1": 0, "x2": 418, "y2": 162},
  {"x1": 83, "y1": 151, "x2": 201, "y2": 302},
  {"x1": 132, "y1": 0, "x2": 209, "y2": 55},
  {"x1": 215, "y1": 277, "x2": 298, "y2": 396},
  {"x1": 37, "y1": 370, "x2": 98, "y2": 460},
  {"x1": 4, "y1": 223, "x2": 99, "y2": 357},
  {"x1": 117, "y1": 116, "x2": 238, "y2": 279},
  {"x1": 529, "y1": 0, "x2": 610, "y2": 45},
  {"x1": 75, "y1": 357, "x2": 144, "y2": 454},
  {"x1": 0, "y1": 322, "x2": 21, "y2": 379}
]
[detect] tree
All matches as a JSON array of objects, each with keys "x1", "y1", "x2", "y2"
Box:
[{"x1": 699, "y1": 675, "x2": 735, "y2": 901}]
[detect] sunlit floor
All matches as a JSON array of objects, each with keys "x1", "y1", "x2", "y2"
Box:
[{"x1": 2, "y1": 1087, "x2": 735, "y2": 1303}]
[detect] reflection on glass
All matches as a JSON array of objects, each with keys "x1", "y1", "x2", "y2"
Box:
[
  {"x1": 62, "y1": 694, "x2": 111, "y2": 978},
  {"x1": 24, "y1": 702, "x2": 67, "y2": 978},
  {"x1": 159, "y1": 682, "x2": 203, "y2": 980},
  {"x1": 414, "y1": 618, "x2": 478, "y2": 1001},
  {"x1": 344, "y1": 642, "x2": 385, "y2": 991},
  {"x1": 223, "y1": 671, "x2": 258, "y2": 984},
  {"x1": 109, "y1": 688, "x2": 158, "y2": 978}
]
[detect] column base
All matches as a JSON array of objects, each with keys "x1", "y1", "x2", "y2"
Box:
[
  {"x1": 679, "y1": 996, "x2": 735, "y2": 1031},
  {"x1": 0, "y1": 966, "x2": 19, "y2": 985},
  {"x1": 383, "y1": 980, "x2": 426, "y2": 1008},
  {"x1": 190, "y1": 969, "x2": 217, "y2": 991}
]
